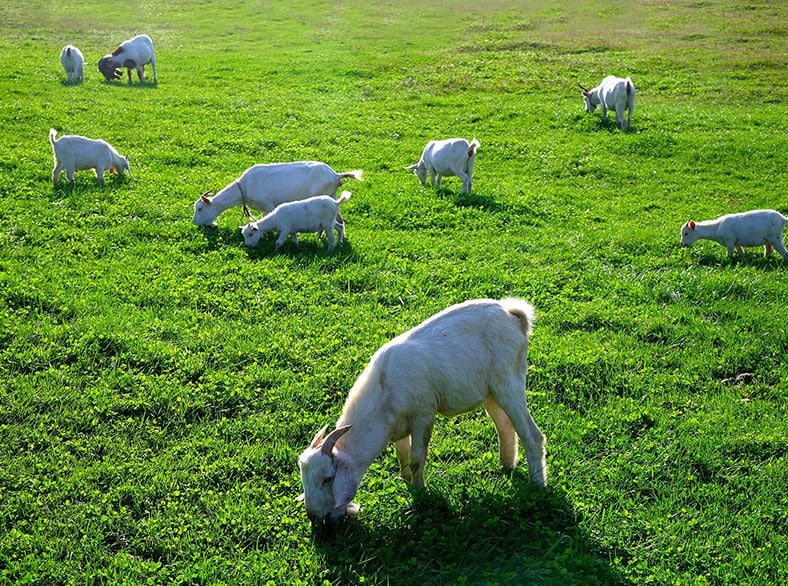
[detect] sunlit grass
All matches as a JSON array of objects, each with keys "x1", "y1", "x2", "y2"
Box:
[{"x1": 0, "y1": 0, "x2": 786, "y2": 584}]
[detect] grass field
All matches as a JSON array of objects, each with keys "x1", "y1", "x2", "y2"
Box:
[{"x1": 1, "y1": 0, "x2": 786, "y2": 584}]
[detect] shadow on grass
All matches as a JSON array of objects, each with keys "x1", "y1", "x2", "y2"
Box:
[
  {"x1": 49, "y1": 173, "x2": 132, "y2": 197},
  {"x1": 101, "y1": 79, "x2": 158, "y2": 89},
  {"x1": 311, "y1": 473, "x2": 632, "y2": 585},
  {"x1": 693, "y1": 251, "x2": 787, "y2": 270}
]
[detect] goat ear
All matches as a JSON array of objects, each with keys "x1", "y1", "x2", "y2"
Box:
[
  {"x1": 309, "y1": 425, "x2": 329, "y2": 449},
  {"x1": 321, "y1": 425, "x2": 352, "y2": 456},
  {"x1": 333, "y1": 461, "x2": 359, "y2": 510},
  {"x1": 689, "y1": 220, "x2": 696, "y2": 230},
  {"x1": 404, "y1": 163, "x2": 418, "y2": 170},
  {"x1": 251, "y1": 226, "x2": 258, "y2": 232},
  {"x1": 199, "y1": 191, "x2": 212, "y2": 204}
]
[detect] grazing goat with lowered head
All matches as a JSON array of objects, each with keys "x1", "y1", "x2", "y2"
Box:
[{"x1": 298, "y1": 298, "x2": 547, "y2": 524}]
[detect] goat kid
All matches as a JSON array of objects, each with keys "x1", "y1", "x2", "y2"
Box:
[
  {"x1": 681, "y1": 209, "x2": 788, "y2": 259},
  {"x1": 405, "y1": 138, "x2": 480, "y2": 194},
  {"x1": 50, "y1": 129, "x2": 131, "y2": 186},
  {"x1": 298, "y1": 298, "x2": 547, "y2": 524},
  {"x1": 60, "y1": 45, "x2": 84, "y2": 83},
  {"x1": 192, "y1": 161, "x2": 362, "y2": 227},
  {"x1": 580, "y1": 75, "x2": 635, "y2": 130},
  {"x1": 241, "y1": 191, "x2": 351, "y2": 252},
  {"x1": 98, "y1": 34, "x2": 157, "y2": 84}
]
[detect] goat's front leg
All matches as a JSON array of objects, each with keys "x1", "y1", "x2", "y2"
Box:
[
  {"x1": 275, "y1": 231, "x2": 290, "y2": 250},
  {"x1": 407, "y1": 419, "x2": 434, "y2": 489},
  {"x1": 395, "y1": 437, "x2": 411, "y2": 482}
]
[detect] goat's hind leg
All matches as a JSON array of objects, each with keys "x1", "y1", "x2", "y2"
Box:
[
  {"x1": 769, "y1": 238, "x2": 788, "y2": 260},
  {"x1": 485, "y1": 396, "x2": 518, "y2": 469},
  {"x1": 52, "y1": 162, "x2": 63, "y2": 185},
  {"x1": 492, "y1": 382, "x2": 547, "y2": 488}
]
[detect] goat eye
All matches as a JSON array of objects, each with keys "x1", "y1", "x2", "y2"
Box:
[{"x1": 322, "y1": 476, "x2": 334, "y2": 486}]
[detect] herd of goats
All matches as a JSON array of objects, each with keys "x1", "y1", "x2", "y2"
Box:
[{"x1": 50, "y1": 32, "x2": 787, "y2": 525}]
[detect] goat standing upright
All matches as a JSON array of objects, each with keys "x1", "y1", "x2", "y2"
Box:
[{"x1": 60, "y1": 45, "x2": 84, "y2": 83}]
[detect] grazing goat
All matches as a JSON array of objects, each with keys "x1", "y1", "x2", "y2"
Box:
[
  {"x1": 192, "y1": 161, "x2": 362, "y2": 227},
  {"x1": 241, "y1": 191, "x2": 351, "y2": 252},
  {"x1": 405, "y1": 138, "x2": 480, "y2": 194},
  {"x1": 98, "y1": 34, "x2": 157, "y2": 84},
  {"x1": 580, "y1": 75, "x2": 636, "y2": 130},
  {"x1": 680, "y1": 209, "x2": 788, "y2": 259},
  {"x1": 298, "y1": 298, "x2": 547, "y2": 524},
  {"x1": 60, "y1": 45, "x2": 84, "y2": 83},
  {"x1": 49, "y1": 129, "x2": 131, "y2": 186}
]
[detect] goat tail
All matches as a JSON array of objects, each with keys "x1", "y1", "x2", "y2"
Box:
[
  {"x1": 339, "y1": 170, "x2": 363, "y2": 182},
  {"x1": 468, "y1": 138, "x2": 481, "y2": 157},
  {"x1": 49, "y1": 128, "x2": 57, "y2": 145},
  {"x1": 500, "y1": 297, "x2": 535, "y2": 337},
  {"x1": 626, "y1": 77, "x2": 633, "y2": 96},
  {"x1": 336, "y1": 190, "x2": 352, "y2": 206}
]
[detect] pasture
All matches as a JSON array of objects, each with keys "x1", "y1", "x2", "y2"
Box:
[{"x1": 0, "y1": 0, "x2": 786, "y2": 584}]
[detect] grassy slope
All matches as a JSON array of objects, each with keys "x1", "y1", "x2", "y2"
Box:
[{"x1": 0, "y1": 0, "x2": 786, "y2": 584}]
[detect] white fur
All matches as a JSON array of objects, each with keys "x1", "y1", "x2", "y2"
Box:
[
  {"x1": 192, "y1": 162, "x2": 362, "y2": 227},
  {"x1": 405, "y1": 138, "x2": 480, "y2": 194},
  {"x1": 298, "y1": 298, "x2": 547, "y2": 523},
  {"x1": 49, "y1": 129, "x2": 131, "y2": 186},
  {"x1": 59, "y1": 45, "x2": 84, "y2": 82},
  {"x1": 581, "y1": 75, "x2": 636, "y2": 130},
  {"x1": 241, "y1": 192, "x2": 350, "y2": 252},
  {"x1": 680, "y1": 209, "x2": 788, "y2": 259},
  {"x1": 98, "y1": 34, "x2": 156, "y2": 84}
]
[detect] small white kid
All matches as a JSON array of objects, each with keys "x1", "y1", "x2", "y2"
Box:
[
  {"x1": 241, "y1": 191, "x2": 351, "y2": 252},
  {"x1": 59, "y1": 45, "x2": 84, "y2": 83},
  {"x1": 49, "y1": 129, "x2": 131, "y2": 186},
  {"x1": 680, "y1": 209, "x2": 788, "y2": 259}
]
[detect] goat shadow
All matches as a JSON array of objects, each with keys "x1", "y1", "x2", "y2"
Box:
[
  {"x1": 692, "y1": 250, "x2": 787, "y2": 271},
  {"x1": 310, "y1": 472, "x2": 632, "y2": 585},
  {"x1": 59, "y1": 78, "x2": 84, "y2": 87},
  {"x1": 436, "y1": 187, "x2": 557, "y2": 229},
  {"x1": 100, "y1": 78, "x2": 158, "y2": 89},
  {"x1": 49, "y1": 173, "x2": 131, "y2": 198},
  {"x1": 195, "y1": 222, "x2": 359, "y2": 264},
  {"x1": 245, "y1": 233, "x2": 358, "y2": 263}
]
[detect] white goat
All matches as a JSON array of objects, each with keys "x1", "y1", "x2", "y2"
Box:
[
  {"x1": 298, "y1": 298, "x2": 547, "y2": 524},
  {"x1": 580, "y1": 75, "x2": 636, "y2": 130},
  {"x1": 680, "y1": 209, "x2": 788, "y2": 259},
  {"x1": 192, "y1": 161, "x2": 362, "y2": 227},
  {"x1": 49, "y1": 129, "x2": 131, "y2": 186},
  {"x1": 241, "y1": 191, "x2": 351, "y2": 252},
  {"x1": 60, "y1": 45, "x2": 84, "y2": 83},
  {"x1": 98, "y1": 34, "x2": 157, "y2": 84},
  {"x1": 405, "y1": 138, "x2": 480, "y2": 194}
]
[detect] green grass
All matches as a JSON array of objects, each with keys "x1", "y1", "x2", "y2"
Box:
[{"x1": 1, "y1": 0, "x2": 786, "y2": 584}]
